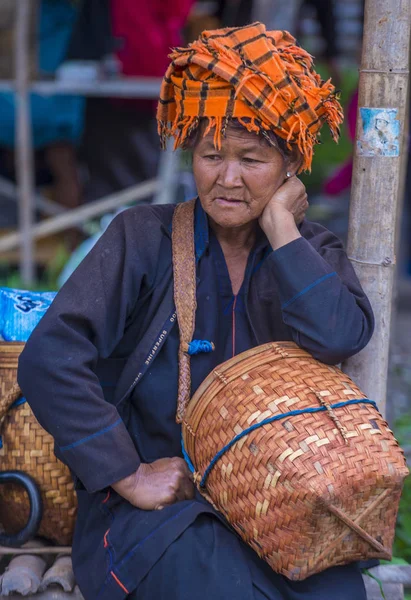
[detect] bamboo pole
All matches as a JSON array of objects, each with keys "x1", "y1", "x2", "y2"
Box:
[
  {"x1": 0, "y1": 175, "x2": 67, "y2": 217},
  {"x1": 0, "y1": 545, "x2": 71, "y2": 555},
  {"x1": 14, "y1": 0, "x2": 36, "y2": 285},
  {"x1": 0, "y1": 77, "x2": 162, "y2": 97},
  {"x1": 0, "y1": 179, "x2": 158, "y2": 253},
  {"x1": 343, "y1": 1, "x2": 411, "y2": 417}
]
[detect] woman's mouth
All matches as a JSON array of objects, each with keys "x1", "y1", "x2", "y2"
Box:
[{"x1": 215, "y1": 197, "x2": 244, "y2": 206}]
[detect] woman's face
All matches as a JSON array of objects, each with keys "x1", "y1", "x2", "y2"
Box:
[{"x1": 192, "y1": 126, "x2": 289, "y2": 230}]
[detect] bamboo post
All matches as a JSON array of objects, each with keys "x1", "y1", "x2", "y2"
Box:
[
  {"x1": 343, "y1": 1, "x2": 411, "y2": 417},
  {"x1": 14, "y1": 0, "x2": 36, "y2": 285}
]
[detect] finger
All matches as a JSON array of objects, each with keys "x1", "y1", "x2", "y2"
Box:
[
  {"x1": 294, "y1": 209, "x2": 306, "y2": 224},
  {"x1": 180, "y1": 461, "x2": 194, "y2": 480},
  {"x1": 171, "y1": 473, "x2": 195, "y2": 503},
  {"x1": 181, "y1": 477, "x2": 195, "y2": 500},
  {"x1": 171, "y1": 457, "x2": 192, "y2": 476},
  {"x1": 157, "y1": 488, "x2": 181, "y2": 506},
  {"x1": 171, "y1": 457, "x2": 194, "y2": 483},
  {"x1": 172, "y1": 483, "x2": 194, "y2": 504},
  {"x1": 287, "y1": 174, "x2": 304, "y2": 187},
  {"x1": 170, "y1": 477, "x2": 188, "y2": 502},
  {"x1": 298, "y1": 195, "x2": 308, "y2": 211},
  {"x1": 280, "y1": 179, "x2": 306, "y2": 201}
]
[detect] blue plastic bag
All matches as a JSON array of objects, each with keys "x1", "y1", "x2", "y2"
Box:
[{"x1": 0, "y1": 288, "x2": 56, "y2": 342}]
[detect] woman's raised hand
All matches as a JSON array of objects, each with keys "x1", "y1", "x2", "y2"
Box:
[
  {"x1": 111, "y1": 457, "x2": 195, "y2": 510},
  {"x1": 259, "y1": 176, "x2": 308, "y2": 251},
  {"x1": 261, "y1": 176, "x2": 308, "y2": 226}
]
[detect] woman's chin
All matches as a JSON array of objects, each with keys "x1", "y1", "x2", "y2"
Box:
[
  {"x1": 207, "y1": 205, "x2": 257, "y2": 230},
  {"x1": 211, "y1": 215, "x2": 255, "y2": 230}
]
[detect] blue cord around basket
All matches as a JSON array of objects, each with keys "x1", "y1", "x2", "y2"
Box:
[
  {"x1": 0, "y1": 397, "x2": 27, "y2": 449},
  {"x1": 10, "y1": 397, "x2": 27, "y2": 409},
  {"x1": 182, "y1": 398, "x2": 378, "y2": 489},
  {"x1": 181, "y1": 434, "x2": 196, "y2": 474}
]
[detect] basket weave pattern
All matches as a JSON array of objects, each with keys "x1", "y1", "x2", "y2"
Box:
[
  {"x1": 0, "y1": 342, "x2": 77, "y2": 545},
  {"x1": 182, "y1": 342, "x2": 409, "y2": 580}
]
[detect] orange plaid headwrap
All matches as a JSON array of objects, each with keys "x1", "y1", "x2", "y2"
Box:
[{"x1": 157, "y1": 22, "x2": 343, "y2": 173}]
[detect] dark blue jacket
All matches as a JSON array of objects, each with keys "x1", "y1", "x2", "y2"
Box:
[{"x1": 17, "y1": 200, "x2": 374, "y2": 599}]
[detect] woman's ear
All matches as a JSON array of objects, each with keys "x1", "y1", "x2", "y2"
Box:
[{"x1": 286, "y1": 148, "x2": 303, "y2": 177}]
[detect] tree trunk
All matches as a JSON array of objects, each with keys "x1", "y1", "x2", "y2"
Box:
[{"x1": 342, "y1": 1, "x2": 411, "y2": 417}]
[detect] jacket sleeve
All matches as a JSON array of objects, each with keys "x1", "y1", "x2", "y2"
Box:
[
  {"x1": 18, "y1": 211, "x2": 147, "y2": 493},
  {"x1": 267, "y1": 221, "x2": 374, "y2": 364}
]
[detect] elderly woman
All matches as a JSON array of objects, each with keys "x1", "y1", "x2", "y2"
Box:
[{"x1": 18, "y1": 23, "x2": 374, "y2": 600}]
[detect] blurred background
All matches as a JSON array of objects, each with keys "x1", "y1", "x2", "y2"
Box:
[{"x1": 0, "y1": 0, "x2": 410, "y2": 574}]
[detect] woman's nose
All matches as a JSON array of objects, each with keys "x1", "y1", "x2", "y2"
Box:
[{"x1": 217, "y1": 160, "x2": 242, "y2": 188}]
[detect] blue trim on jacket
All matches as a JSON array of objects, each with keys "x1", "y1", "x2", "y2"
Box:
[{"x1": 281, "y1": 272, "x2": 337, "y2": 309}]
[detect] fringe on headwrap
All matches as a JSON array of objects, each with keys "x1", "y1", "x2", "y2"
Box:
[{"x1": 157, "y1": 22, "x2": 344, "y2": 173}]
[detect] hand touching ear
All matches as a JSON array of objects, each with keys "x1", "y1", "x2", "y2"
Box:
[
  {"x1": 261, "y1": 176, "x2": 308, "y2": 225},
  {"x1": 259, "y1": 176, "x2": 308, "y2": 250}
]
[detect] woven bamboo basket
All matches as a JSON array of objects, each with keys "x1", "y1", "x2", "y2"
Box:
[
  {"x1": 0, "y1": 342, "x2": 77, "y2": 545},
  {"x1": 182, "y1": 341, "x2": 409, "y2": 581}
]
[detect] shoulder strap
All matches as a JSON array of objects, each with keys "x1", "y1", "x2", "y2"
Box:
[{"x1": 172, "y1": 199, "x2": 197, "y2": 423}]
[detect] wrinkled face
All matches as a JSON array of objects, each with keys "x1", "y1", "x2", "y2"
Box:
[{"x1": 192, "y1": 126, "x2": 289, "y2": 230}]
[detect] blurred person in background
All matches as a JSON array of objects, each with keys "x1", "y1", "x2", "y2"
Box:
[
  {"x1": 67, "y1": 0, "x2": 193, "y2": 203},
  {"x1": 253, "y1": 0, "x2": 341, "y2": 87},
  {"x1": 186, "y1": 0, "x2": 253, "y2": 41},
  {"x1": 0, "y1": 0, "x2": 84, "y2": 216},
  {"x1": 215, "y1": 0, "x2": 253, "y2": 27},
  {"x1": 298, "y1": 0, "x2": 341, "y2": 88}
]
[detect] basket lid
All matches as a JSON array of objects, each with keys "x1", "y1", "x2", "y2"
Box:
[{"x1": 185, "y1": 341, "x2": 309, "y2": 425}]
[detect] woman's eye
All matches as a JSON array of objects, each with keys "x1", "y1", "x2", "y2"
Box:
[
  {"x1": 204, "y1": 154, "x2": 220, "y2": 161},
  {"x1": 242, "y1": 157, "x2": 260, "y2": 164}
]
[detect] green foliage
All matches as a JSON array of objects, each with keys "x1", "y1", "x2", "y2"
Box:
[
  {"x1": 0, "y1": 244, "x2": 69, "y2": 292},
  {"x1": 381, "y1": 557, "x2": 409, "y2": 566},
  {"x1": 393, "y1": 414, "x2": 411, "y2": 563},
  {"x1": 43, "y1": 245, "x2": 70, "y2": 290}
]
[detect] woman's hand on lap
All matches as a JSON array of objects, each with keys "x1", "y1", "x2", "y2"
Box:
[
  {"x1": 111, "y1": 457, "x2": 195, "y2": 510},
  {"x1": 259, "y1": 176, "x2": 308, "y2": 250}
]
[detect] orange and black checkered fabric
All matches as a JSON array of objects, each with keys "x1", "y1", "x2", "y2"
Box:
[{"x1": 157, "y1": 22, "x2": 343, "y2": 172}]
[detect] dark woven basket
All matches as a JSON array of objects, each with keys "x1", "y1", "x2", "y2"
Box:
[
  {"x1": 0, "y1": 342, "x2": 77, "y2": 545},
  {"x1": 182, "y1": 341, "x2": 409, "y2": 580}
]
